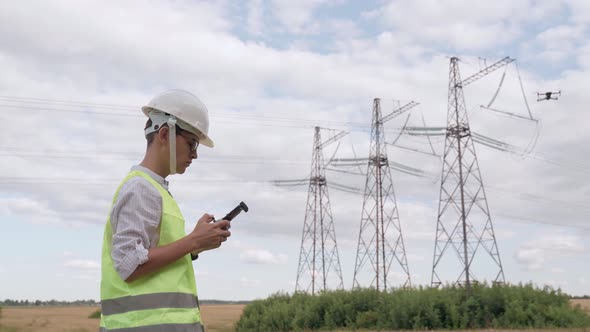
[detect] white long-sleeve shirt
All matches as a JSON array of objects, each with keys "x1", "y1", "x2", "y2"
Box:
[{"x1": 109, "y1": 166, "x2": 169, "y2": 280}]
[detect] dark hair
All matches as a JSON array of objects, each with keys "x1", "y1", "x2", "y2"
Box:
[{"x1": 145, "y1": 119, "x2": 157, "y2": 145}]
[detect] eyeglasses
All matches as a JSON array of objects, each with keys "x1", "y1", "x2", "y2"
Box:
[{"x1": 177, "y1": 131, "x2": 199, "y2": 151}]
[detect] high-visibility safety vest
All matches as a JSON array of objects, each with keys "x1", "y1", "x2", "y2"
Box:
[{"x1": 100, "y1": 170, "x2": 203, "y2": 332}]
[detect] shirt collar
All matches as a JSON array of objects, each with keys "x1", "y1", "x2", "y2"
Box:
[{"x1": 131, "y1": 165, "x2": 169, "y2": 189}]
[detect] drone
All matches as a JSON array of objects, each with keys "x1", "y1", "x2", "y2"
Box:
[{"x1": 537, "y1": 90, "x2": 561, "y2": 102}]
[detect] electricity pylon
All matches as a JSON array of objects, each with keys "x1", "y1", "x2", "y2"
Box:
[
  {"x1": 432, "y1": 57, "x2": 513, "y2": 289},
  {"x1": 353, "y1": 98, "x2": 417, "y2": 291},
  {"x1": 295, "y1": 126, "x2": 346, "y2": 294}
]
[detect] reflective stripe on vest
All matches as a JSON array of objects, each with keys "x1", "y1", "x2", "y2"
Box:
[
  {"x1": 100, "y1": 170, "x2": 202, "y2": 331},
  {"x1": 99, "y1": 322, "x2": 204, "y2": 332},
  {"x1": 101, "y1": 292, "x2": 198, "y2": 315}
]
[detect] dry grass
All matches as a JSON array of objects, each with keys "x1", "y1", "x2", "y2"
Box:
[
  {"x1": 0, "y1": 306, "x2": 99, "y2": 332},
  {"x1": 200, "y1": 304, "x2": 246, "y2": 332},
  {"x1": 0, "y1": 300, "x2": 588, "y2": 332},
  {"x1": 0, "y1": 304, "x2": 245, "y2": 332},
  {"x1": 572, "y1": 299, "x2": 590, "y2": 315}
]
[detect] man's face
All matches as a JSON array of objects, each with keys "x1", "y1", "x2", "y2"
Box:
[{"x1": 175, "y1": 130, "x2": 199, "y2": 174}]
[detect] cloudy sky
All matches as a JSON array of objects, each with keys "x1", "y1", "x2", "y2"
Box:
[{"x1": 1, "y1": 0, "x2": 589, "y2": 302}]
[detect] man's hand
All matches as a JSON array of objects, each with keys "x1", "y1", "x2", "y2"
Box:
[
  {"x1": 126, "y1": 214, "x2": 231, "y2": 283},
  {"x1": 189, "y1": 213, "x2": 231, "y2": 254}
]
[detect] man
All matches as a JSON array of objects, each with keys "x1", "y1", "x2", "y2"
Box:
[{"x1": 100, "y1": 89, "x2": 230, "y2": 332}]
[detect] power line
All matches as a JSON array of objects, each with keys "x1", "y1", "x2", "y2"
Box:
[
  {"x1": 3, "y1": 145, "x2": 589, "y2": 199},
  {"x1": 493, "y1": 212, "x2": 590, "y2": 231},
  {"x1": 0, "y1": 149, "x2": 311, "y2": 165},
  {"x1": 0, "y1": 95, "x2": 414, "y2": 133},
  {"x1": 0, "y1": 95, "x2": 137, "y2": 109},
  {"x1": 0, "y1": 177, "x2": 271, "y2": 185},
  {"x1": 3, "y1": 172, "x2": 589, "y2": 219},
  {"x1": 0, "y1": 102, "x2": 388, "y2": 132},
  {"x1": 399, "y1": 126, "x2": 590, "y2": 174},
  {"x1": 485, "y1": 185, "x2": 590, "y2": 214}
]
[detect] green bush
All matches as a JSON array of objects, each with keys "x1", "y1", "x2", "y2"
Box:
[
  {"x1": 235, "y1": 283, "x2": 590, "y2": 331},
  {"x1": 88, "y1": 309, "x2": 101, "y2": 319}
]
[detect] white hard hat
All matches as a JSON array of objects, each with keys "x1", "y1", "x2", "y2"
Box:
[{"x1": 142, "y1": 89, "x2": 214, "y2": 148}]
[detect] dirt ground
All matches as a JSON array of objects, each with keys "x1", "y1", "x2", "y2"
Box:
[
  {"x1": 201, "y1": 304, "x2": 247, "y2": 332},
  {"x1": 0, "y1": 306, "x2": 99, "y2": 332},
  {"x1": 0, "y1": 300, "x2": 588, "y2": 332},
  {"x1": 0, "y1": 304, "x2": 245, "y2": 332}
]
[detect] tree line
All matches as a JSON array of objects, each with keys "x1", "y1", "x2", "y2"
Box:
[
  {"x1": 0, "y1": 299, "x2": 98, "y2": 306},
  {"x1": 0, "y1": 299, "x2": 249, "y2": 306},
  {"x1": 236, "y1": 283, "x2": 590, "y2": 331}
]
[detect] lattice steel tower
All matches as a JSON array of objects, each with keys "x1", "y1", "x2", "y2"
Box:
[
  {"x1": 295, "y1": 126, "x2": 345, "y2": 294},
  {"x1": 431, "y1": 57, "x2": 511, "y2": 289},
  {"x1": 353, "y1": 98, "x2": 412, "y2": 291}
]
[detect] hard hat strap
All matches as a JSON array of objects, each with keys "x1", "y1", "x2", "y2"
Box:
[{"x1": 167, "y1": 116, "x2": 177, "y2": 175}]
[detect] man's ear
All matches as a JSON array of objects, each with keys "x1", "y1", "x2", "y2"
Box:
[{"x1": 157, "y1": 126, "x2": 169, "y2": 144}]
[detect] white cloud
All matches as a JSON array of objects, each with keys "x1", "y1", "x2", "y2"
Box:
[
  {"x1": 195, "y1": 269, "x2": 210, "y2": 277},
  {"x1": 494, "y1": 228, "x2": 516, "y2": 239},
  {"x1": 0, "y1": 197, "x2": 61, "y2": 224},
  {"x1": 567, "y1": 0, "x2": 590, "y2": 24},
  {"x1": 270, "y1": 0, "x2": 328, "y2": 34},
  {"x1": 239, "y1": 249, "x2": 288, "y2": 265},
  {"x1": 240, "y1": 277, "x2": 262, "y2": 287},
  {"x1": 323, "y1": 19, "x2": 363, "y2": 39},
  {"x1": 515, "y1": 234, "x2": 586, "y2": 270},
  {"x1": 536, "y1": 25, "x2": 584, "y2": 44},
  {"x1": 515, "y1": 247, "x2": 544, "y2": 270},
  {"x1": 407, "y1": 254, "x2": 426, "y2": 262},
  {"x1": 1, "y1": 0, "x2": 590, "y2": 301},
  {"x1": 543, "y1": 279, "x2": 569, "y2": 290},
  {"x1": 247, "y1": 0, "x2": 265, "y2": 36},
  {"x1": 63, "y1": 259, "x2": 100, "y2": 271},
  {"x1": 366, "y1": 0, "x2": 533, "y2": 51},
  {"x1": 531, "y1": 24, "x2": 585, "y2": 63}
]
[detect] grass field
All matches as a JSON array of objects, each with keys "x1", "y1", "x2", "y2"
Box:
[
  {"x1": 0, "y1": 306, "x2": 99, "y2": 332},
  {"x1": 573, "y1": 299, "x2": 590, "y2": 314},
  {"x1": 0, "y1": 300, "x2": 588, "y2": 332},
  {"x1": 0, "y1": 304, "x2": 245, "y2": 332}
]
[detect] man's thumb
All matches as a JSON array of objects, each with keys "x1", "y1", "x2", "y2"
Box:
[{"x1": 198, "y1": 214, "x2": 215, "y2": 225}]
